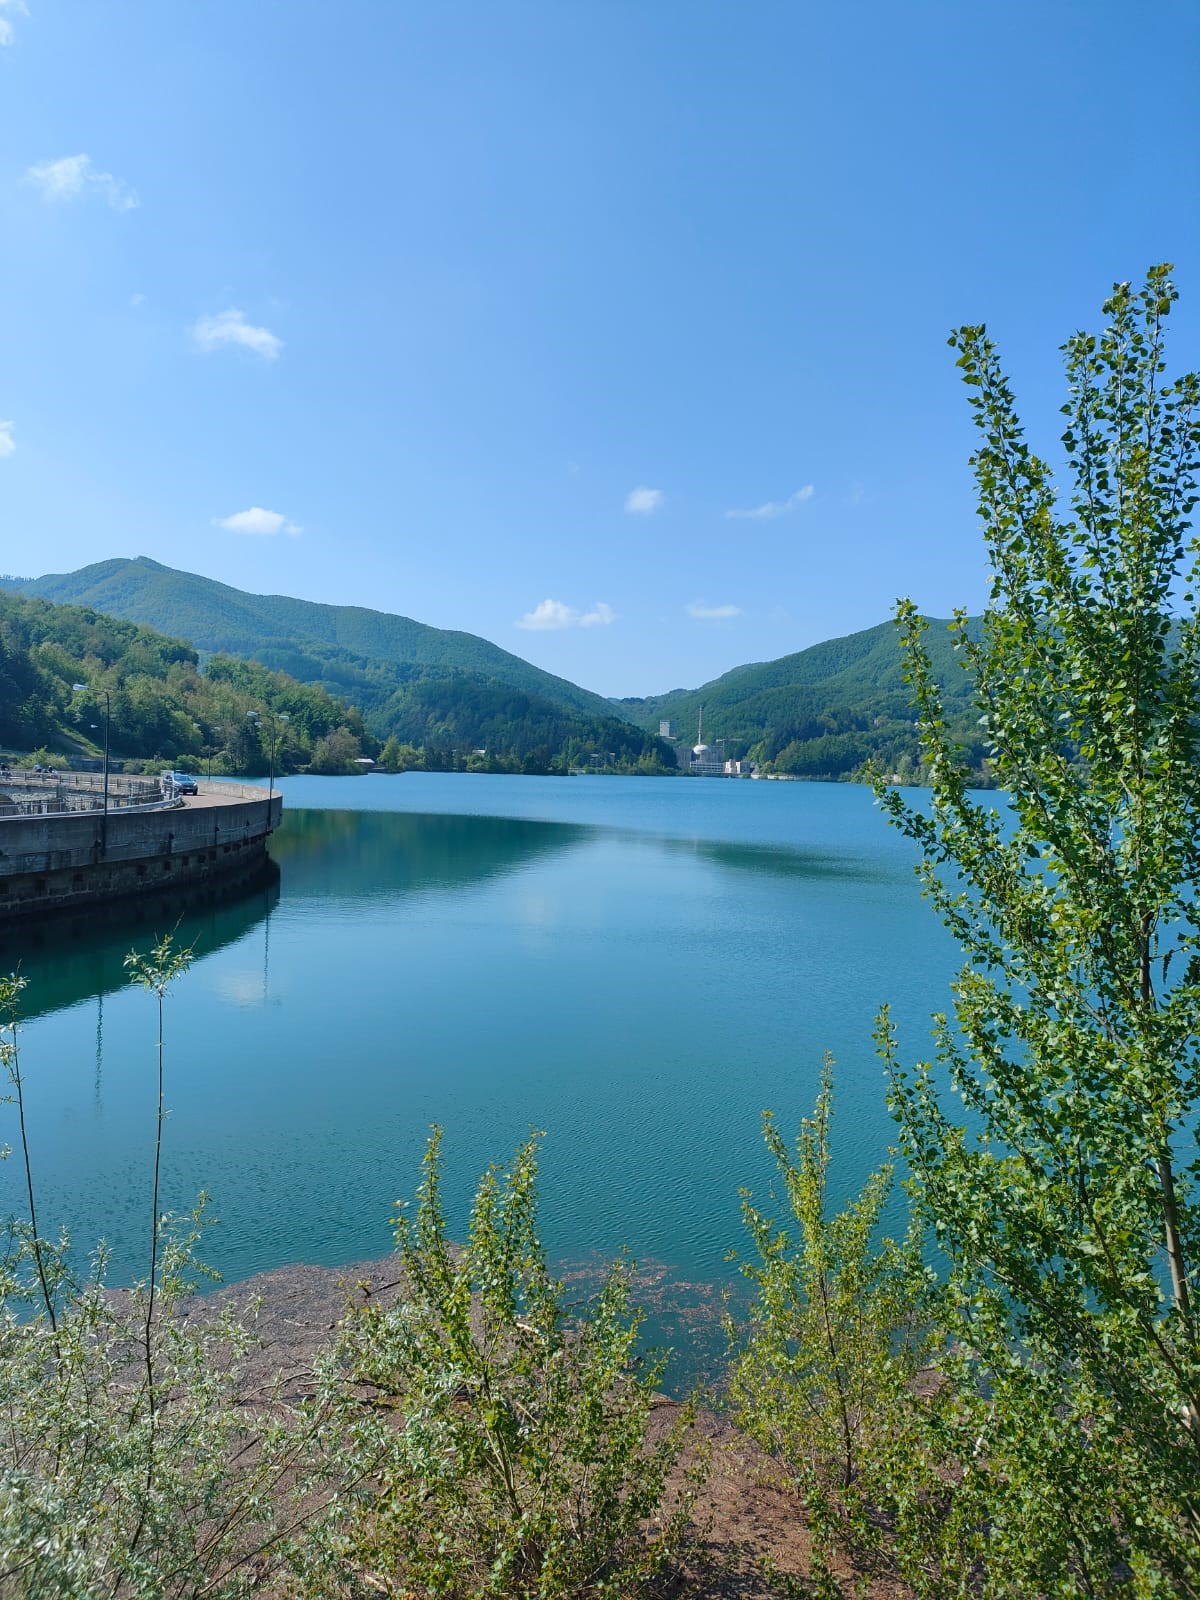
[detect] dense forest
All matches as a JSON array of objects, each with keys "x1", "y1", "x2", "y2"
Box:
[
  {"x1": 5, "y1": 560, "x2": 1000, "y2": 781},
  {"x1": 0, "y1": 588, "x2": 676, "y2": 774},
  {"x1": 5, "y1": 560, "x2": 675, "y2": 770},
  {"x1": 618, "y1": 617, "x2": 990, "y2": 779},
  {"x1": 5, "y1": 560, "x2": 1005, "y2": 781},
  {"x1": 0, "y1": 589, "x2": 367, "y2": 773}
]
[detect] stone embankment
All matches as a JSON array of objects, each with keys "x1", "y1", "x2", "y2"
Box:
[{"x1": 0, "y1": 774, "x2": 283, "y2": 918}]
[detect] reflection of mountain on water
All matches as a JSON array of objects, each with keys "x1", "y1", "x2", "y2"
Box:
[
  {"x1": 667, "y1": 835, "x2": 892, "y2": 884},
  {"x1": 0, "y1": 867, "x2": 280, "y2": 1023},
  {"x1": 270, "y1": 808, "x2": 589, "y2": 901},
  {"x1": 2, "y1": 813, "x2": 586, "y2": 1022}
]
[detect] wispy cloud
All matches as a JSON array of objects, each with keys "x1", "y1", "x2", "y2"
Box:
[
  {"x1": 214, "y1": 506, "x2": 301, "y2": 537},
  {"x1": 0, "y1": 421, "x2": 15, "y2": 459},
  {"x1": 517, "y1": 598, "x2": 617, "y2": 631},
  {"x1": 725, "y1": 485, "x2": 814, "y2": 520},
  {"x1": 0, "y1": 0, "x2": 28, "y2": 48},
  {"x1": 624, "y1": 486, "x2": 664, "y2": 515},
  {"x1": 580, "y1": 601, "x2": 616, "y2": 628},
  {"x1": 25, "y1": 154, "x2": 139, "y2": 212},
  {"x1": 192, "y1": 309, "x2": 283, "y2": 360},
  {"x1": 686, "y1": 601, "x2": 742, "y2": 621}
]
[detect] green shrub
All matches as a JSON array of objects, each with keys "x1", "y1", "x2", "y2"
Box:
[
  {"x1": 0, "y1": 958, "x2": 337, "y2": 1599},
  {"x1": 311, "y1": 1129, "x2": 699, "y2": 1598},
  {"x1": 727, "y1": 1061, "x2": 930, "y2": 1592}
]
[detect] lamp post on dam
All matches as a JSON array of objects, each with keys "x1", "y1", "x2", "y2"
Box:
[
  {"x1": 247, "y1": 709, "x2": 289, "y2": 800},
  {"x1": 72, "y1": 682, "x2": 111, "y2": 856}
]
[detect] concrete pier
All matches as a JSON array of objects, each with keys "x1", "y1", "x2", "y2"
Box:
[{"x1": 0, "y1": 779, "x2": 283, "y2": 918}]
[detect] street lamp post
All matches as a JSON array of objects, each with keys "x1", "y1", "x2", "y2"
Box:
[
  {"x1": 73, "y1": 683, "x2": 111, "y2": 854},
  {"x1": 248, "y1": 710, "x2": 289, "y2": 800},
  {"x1": 100, "y1": 690, "x2": 110, "y2": 849}
]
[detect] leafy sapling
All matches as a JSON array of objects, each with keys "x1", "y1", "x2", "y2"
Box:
[{"x1": 877, "y1": 266, "x2": 1200, "y2": 1595}]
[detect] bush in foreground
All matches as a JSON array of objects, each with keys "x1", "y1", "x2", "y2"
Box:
[{"x1": 305, "y1": 1129, "x2": 699, "y2": 1599}]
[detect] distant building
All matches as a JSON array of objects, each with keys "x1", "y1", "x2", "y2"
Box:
[
  {"x1": 679, "y1": 706, "x2": 732, "y2": 775},
  {"x1": 659, "y1": 719, "x2": 676, "y2": 739},
  {"x1": 687, "y1": 742, "x2": 727, "y2": 777}
]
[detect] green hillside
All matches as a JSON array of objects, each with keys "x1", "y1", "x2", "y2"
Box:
[
  {"x1": 4, "y1": 560, "x2": 993, "y2": 780},
  {"x1": 4, "y1": 560, "x2": 672, "y2": 769},
  {"x1": 616, "y1": 617, "x2": 987, "y2": 779},
  {"x1": 9, "y1": 558, "x2": 625, "y2": 719},
  {"x1": 0, "y1": 588, "x2": 366, "y2": 772}
]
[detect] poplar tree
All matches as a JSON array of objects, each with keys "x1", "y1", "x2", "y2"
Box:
[{"x1": 877, "y1": 266, "x2": 1200, "y2": 1594}]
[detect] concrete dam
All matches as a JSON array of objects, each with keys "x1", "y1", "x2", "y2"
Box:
[{"x1": 0, "y1": 772, "x2": 282, "y2": 919}]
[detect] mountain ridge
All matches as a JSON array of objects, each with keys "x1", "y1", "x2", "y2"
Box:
[
  {"x1": 4, "y1": 559, "x2": 670, "y2": 768},
  {"x1": 615, "y1": 616, "x2": 985, "y2": 777},
  {"x1": 9, "y1": 557, "x2": 624, "y2": 721},
  {"x1": 5, "y1": 560, "x2": 987, "y2": 778}
]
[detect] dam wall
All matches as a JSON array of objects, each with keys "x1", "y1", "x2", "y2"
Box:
[{"x1": 0, "y1": 782, "x2": 283, "y2": 918}]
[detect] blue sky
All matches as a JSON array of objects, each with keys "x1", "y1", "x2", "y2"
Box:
[{"x1": 2, "y1": 2, "x2": 1197, "y2": 697}]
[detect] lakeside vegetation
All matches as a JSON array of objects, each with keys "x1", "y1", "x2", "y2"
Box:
[
  {"x1": 0, "y1": 588, "x2": 368, "y2": 775},
  {"x1": 0, "y1": 587, "x2": 676, "y2": 776},
  {"x1": 618, "y1": 616, "x2": 992, "y2": 782},
  {"x1": 3, "y1": 272, "x2": 1200, "y2": 1596},
  {"x1": 3, "y1": 560, "x2": 676, "y2": 774},
  {"x1": 1, "y1": 566, "x2": 995, "y2": 784}
]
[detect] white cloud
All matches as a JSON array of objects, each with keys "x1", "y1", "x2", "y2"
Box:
[
  {"x1": 725, "y1": 485, "x2": 814, "y2": 520},
  {"x1": 686, "y1": 601, "x2": 742, "y2": 620},
  {"x1": 25, "y1": 154, "x2": 139, "y2": 212},
  {"x1": 192, "y1": 308, "x2": 283, "y2": 360},
  {"x1": 0, "y1": 420, "x2": 15, "y2": 459},
  {"x1": 517, "y1": 598, "x2": 617, "y2": 631},
  {"x1": 579, "y1": 602, "x2": 616, "y2": 628},
  {"x1": 27, "y1": 154, "x2": 89, "y2": 199},
  {"x1": 214, "y1": 506, "x2": 301, "y2": 537},
  {"x1": 0, "y1": 0, "x2": 27, "y2": 47},
  {"x1": 518, "y1": 600, "x2": 575, "y2": 631},
  {"x1": 624, "y1": 486, "x2": 664, "y2": 515},
  {"x1": 130, "y1": 292, "x2": 146, "y2": 309}
]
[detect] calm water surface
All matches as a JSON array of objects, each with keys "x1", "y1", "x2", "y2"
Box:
[{"x1": 1, "y1": 775, "x2": 958, "y2": 1343}]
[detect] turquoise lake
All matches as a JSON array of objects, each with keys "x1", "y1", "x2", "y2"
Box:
[{"x1": 0, "y1": 774, "x2": 959, "y2": 1364}]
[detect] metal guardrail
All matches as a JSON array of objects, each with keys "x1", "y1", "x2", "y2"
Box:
[
  {"x1": 0, "y1": 769, "x2": 159, "y2": 790},
  {"x1": 0, "y1": 772, "x2": 166, "y2": 818},
  {"x1": 0, "y1": 794, "x2": 180, "y2": 818},
  {"x1": 0, "y1": 775, "x2": 274, "y2": 820}
]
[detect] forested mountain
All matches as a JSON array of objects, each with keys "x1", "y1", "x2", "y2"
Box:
[
  {"x1": 4, "y1": 561, "x2": 993, "y2": 780},
  {"x1": 0, "y1": 589, "x2": 366, "y2": 772},
  {"x1": 617, "y1": 617, "x2": 987, "y2": 779},
  {"x1": 9, "y1": 558, "x2": 623, "y2": 720},
  {"x1": 5, "y1": 558, "x2": 672, "y2": 767},
  {"x1": 3, "y1": 562, "x2": 674, "y2": 769}
]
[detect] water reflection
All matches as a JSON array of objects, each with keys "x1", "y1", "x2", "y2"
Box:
[
  {"x1": 0, "y1": 866, "x2": 281, "y2": 1023},
  {"x1": 666, "y1": 835, "x2": 894, "y2": 883},
  {"x1": 0, "y1": 783, "x2": 953, "y2": 1352},
  {"x1": 270, "y1": 807, "x2": 590, "y2": 900},
  {"x1": 0, "y1": 810, "x2": 590, "y2": 1021}
]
